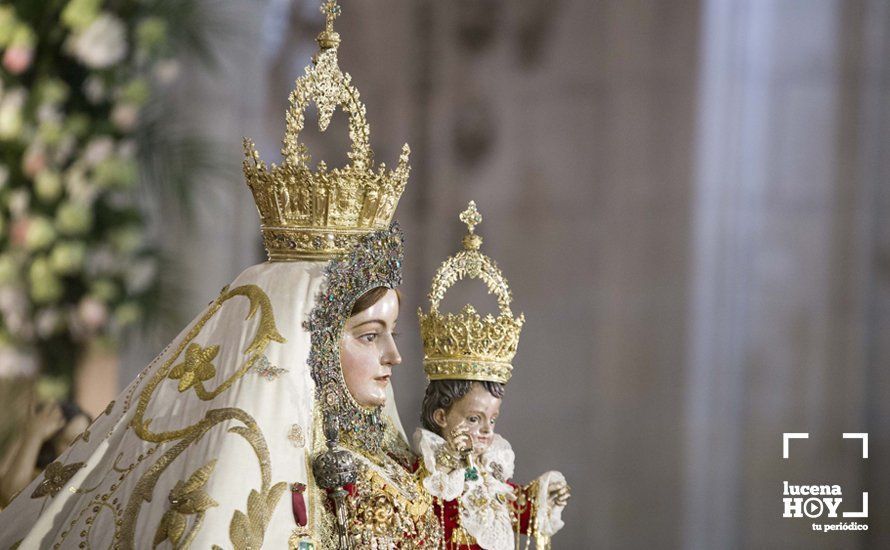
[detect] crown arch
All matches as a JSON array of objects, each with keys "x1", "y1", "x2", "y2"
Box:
[
  {"x1": 427, "y1": 201, "x2": 515, "y2": 316},
  {"x1": 282, "y1": 48, "x2": 372, "y2": 172},
  {"x1": 427, "y1": 250, "x2": 514, "y2": 316}
]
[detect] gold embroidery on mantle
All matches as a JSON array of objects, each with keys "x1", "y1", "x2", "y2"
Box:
[
  {"x1": 227, "y1": 424, "x2": 290, "y2": 549},
  {"x1": 106, "y1": 284, "x2": 289, "y2": 550},
  {"x1": 153, "y1": 460, "x2": 219, "y2": 547},
  {"x1": 30, "y1": 461, "x2": 84, "y2": 498},
  {"x1": 132, "y1": 284, "x2": 285, "y2": 443},
  {"x1": 169, "y1": 343, "x2": 220, "y2": 393}
]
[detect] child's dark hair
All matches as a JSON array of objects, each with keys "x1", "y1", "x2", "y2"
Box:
[{"x1": 420, "y1": 379, "x2": 505, "y2": 435}]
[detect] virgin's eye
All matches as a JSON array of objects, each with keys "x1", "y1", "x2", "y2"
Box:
[{"x1": 360, "y1": 333, "x2": 378, "y2": 343}]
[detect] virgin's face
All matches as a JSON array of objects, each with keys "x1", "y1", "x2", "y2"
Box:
[{"x1": 340, "y1": 289, "x2": 402, "y2": 407}]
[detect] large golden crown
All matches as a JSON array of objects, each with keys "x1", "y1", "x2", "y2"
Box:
[
  {"x1": 418, "y1": 202, "x2": 525, "y2": 384},
  {"x1": 243, "y1": 1, "x2": 411, "y2": 261}
]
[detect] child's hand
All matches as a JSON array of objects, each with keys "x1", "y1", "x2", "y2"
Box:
[
  {"x1": 548, "y1": 480, "x2": 571, "y2": 507},
  {"x1": 445, "y1": 421, "x2": 473, "y2": 457}
]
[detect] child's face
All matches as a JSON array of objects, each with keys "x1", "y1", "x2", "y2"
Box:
[{"x1": 436, "y1": 383, "x2": 502, "y2": 454}]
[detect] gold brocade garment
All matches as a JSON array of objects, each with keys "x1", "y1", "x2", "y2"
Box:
[{"x1": 338, "y1": 449, "x2": 442, "y2": 549}]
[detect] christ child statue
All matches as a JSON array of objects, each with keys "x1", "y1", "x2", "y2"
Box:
[
  {"x1": 413, "y1": 379, "x2": 570, "y2": 550},
  {"x1": 415, "y1": 201, "x2": 570, "y2": 549}
]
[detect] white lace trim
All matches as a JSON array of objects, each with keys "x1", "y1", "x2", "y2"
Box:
[
  {"x1": 459, "y1": 482, "x2": 514, "y2": 550},
  {"x1": 414, "y1": 429, "x2": 516, "y2": 550},
  {"x1": 533, "y1": 471, "x2": 567, "y2": 537}
]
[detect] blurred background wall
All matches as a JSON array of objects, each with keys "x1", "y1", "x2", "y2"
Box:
[{"x1": 121, "y1": 0, "x2": 890, "y2": 547}]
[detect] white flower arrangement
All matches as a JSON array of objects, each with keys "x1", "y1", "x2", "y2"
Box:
[
  {"x1": 0, "y1": 0, "x2": 213, "y2": 388},
  {"x1": 66, "y1": 14, "x2": 128, "y2": 69}
]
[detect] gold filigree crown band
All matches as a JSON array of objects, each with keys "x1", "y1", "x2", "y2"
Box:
[
  {"x1": 418, "y1": 201, "x2": 524, "y2": 384},
  {"x1": 243, "y1": 0, "x2": 411, "y2": 261}
]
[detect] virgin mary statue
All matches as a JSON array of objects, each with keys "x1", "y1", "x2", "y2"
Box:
[{"x1": 0, "y1": 2, "x2": 440, "y2": 548}]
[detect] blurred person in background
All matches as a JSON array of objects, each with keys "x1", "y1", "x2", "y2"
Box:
[{"x1": 0, "y1": 400, "x2": 91, "y2": 508}]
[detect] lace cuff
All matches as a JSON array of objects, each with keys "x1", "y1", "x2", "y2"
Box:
[{"x1": 533, "y1": 471, "x2": 567, "y2": 537}]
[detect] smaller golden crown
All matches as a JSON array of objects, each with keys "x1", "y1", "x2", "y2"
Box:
[
  {"x1": 418, "y1": 201, "x2": 525, "y2": 384},
  {"x1": 243, "y1": 0, "x2": 411, "y2": 261}
]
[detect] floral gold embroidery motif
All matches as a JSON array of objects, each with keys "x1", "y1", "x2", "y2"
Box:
[
  {"x1": 131, "y1": 284, "x2": 284, "y2": 442},
  {"x1": 356, "y1": 494, "x2": 394, "y2": 535},
  {"x1": 169, "y1": 343, "x2": 220, "y2": 392},
  {"x1": 227, "y1": 422, "x2": 290, "y2": 550},
  {"x1": 229, "y1": 484, "x2": 289, "y2": 550},
  {"x1": 30, "y1": 461, "x2": 84, "y2": 498},
  {"x1": 153, "y1": 460, "x2": 219, "y2": 547}
]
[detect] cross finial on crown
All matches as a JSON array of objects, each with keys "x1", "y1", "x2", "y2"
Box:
[
  {"x1": 317, "y1": 0, "x2": 342, "y2": 50},
  {"x1": 321, "y1": 0, "x2": 341, "y2": 31},
  {"x1": 460, "y1": 201, "x2": 482, "y2": 233},
  {"x1": 459, "y1": 201, "x2": 483, "y2": 250}
]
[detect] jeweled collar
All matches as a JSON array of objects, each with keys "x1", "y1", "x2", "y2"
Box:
[{"x1": 305, "y1": 222, "x2": 404, "y2": 455}]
